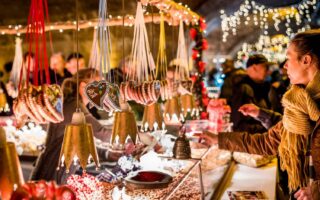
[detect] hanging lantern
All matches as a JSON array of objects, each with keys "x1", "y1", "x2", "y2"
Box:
[
  {"x1": 0, "y1": 128, "x2": 24, "y2": 200},
  {"x1": 164, "y1": 96, "x2": 184, "y2": 124},
  {"x1": 142, "y1": 103, "x2": 165, "y2": 132},
  {"x1": 180, "y1": 94, "x2": 199, "y2": 119},
  {"x1": 57, "y1": 111, "x2": 100, "y2": 173},
  {"x1": 111, "y1": 111, "x2": 138, "y2": 150}
]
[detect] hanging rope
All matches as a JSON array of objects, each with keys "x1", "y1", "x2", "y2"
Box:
[
  {"x1": 98, "y1": 0, "x2": 112, "y2": 81},
  {"x1": 156, "y1": 13, "x2": 167, "y2": 80},
  {"x1": 88, "y1": 29, "x2": 100, "y2": 71},
  {"x1": 11, "y1": 38, "x2": 24, "y2": 89},
  {"x1": 175, "y1": 20, "x2": 189, "y2": 81},
  {"x1": 128, "y1": 2, "x2": 156, "y2": 83},
  {"x1": 76, "y1": 0, "x2": 80, "y2": 110}
]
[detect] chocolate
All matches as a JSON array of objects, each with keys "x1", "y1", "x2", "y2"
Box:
[{"x1": 85, "y1": 81, "x2": 108, "y2": 110}]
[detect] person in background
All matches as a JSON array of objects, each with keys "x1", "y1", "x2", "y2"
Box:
[
  {"x1": 200, "y1": 30, "x2": 320, "y2": 200},
  {"x1": 219, "y1": 58, "x2": 246, "y2": 105},
  {"x1": 49, "y1": 53, "x2": 72, "y2": 85},
  {"x1": 268, "y1": 60, "x2": 290, "y2": 113},
  {"x1": 230, "y1": 54, "x2": 272, "y2": 133},
  {"x1": 65, "y1": 52, "x2": 86, "y2": 75}
]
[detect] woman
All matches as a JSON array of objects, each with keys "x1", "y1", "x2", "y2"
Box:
[
  {"x1": 201, "y1": 30, "x2": 320, "y2": 200},
  {"x1": 30, "y1": 68, "x2": 121, "y2": 184}
]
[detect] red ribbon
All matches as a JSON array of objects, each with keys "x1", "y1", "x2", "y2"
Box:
[{"x1": 19, "y1": 0, "x2": 51, "y2": 89}]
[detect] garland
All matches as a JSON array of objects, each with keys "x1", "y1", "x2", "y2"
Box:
[{"x1": 189, "y1": 18, "x2": 208, "y2": 119}]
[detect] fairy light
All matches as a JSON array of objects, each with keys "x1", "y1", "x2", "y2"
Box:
[
  {"x1": 0, "y1": 0, "x2": 200, "y2": 36},
  {"x1": 221, "y1": 0, "x2": 318, "y2": 42}
]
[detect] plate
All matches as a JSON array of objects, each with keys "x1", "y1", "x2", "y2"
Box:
[{"x1": 125, "y1": 171, "x2": 172, "y2": 189}]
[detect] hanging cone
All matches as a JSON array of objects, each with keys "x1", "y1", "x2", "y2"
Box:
[
  {"x1": 180, "y1": 94, "x2": 199, "y2": 118},
  {"x1": 0, "y1": 128, "x2": 25, "y2": 200},
  {"x1": 164, "y1": 96, "x2": 183, "y2": 124},
  {"x1": 142, "y1": 103, "x2": 165, "y2": 132},
  {"x1": 58, "y1": 112, "x2": 100, "y2": 173},
  {"x1": 111, "y1": 111, "x2": 138, "y2": 149},
  {"x1": 10, "y1": 37, "x2": 24, "y2": 90}
]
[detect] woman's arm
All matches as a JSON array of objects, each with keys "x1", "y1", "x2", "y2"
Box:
[{"x1": 218, "y1": 121, "x2": 283, "y2": 155}]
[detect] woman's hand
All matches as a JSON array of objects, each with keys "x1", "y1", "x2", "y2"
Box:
[
  {"x1": 294, "y1": 187, "x2": 313, "y2": 200},
  {"x1": 198, "y1": 130, "x2": 218, "y2": 146},
  {"x1": 238, "y1": 103, "x2": 260, "y2": 118}
]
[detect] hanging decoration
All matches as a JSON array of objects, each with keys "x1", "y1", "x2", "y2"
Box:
[
  {"x1": 120, "y1": 2, "x2": 161, "y2": 105},
  {"x1": 189, "y1": 18, "x2": 208, "y2": 119},
  {"x1": 12, "y1": 0, "x2": 64, "y2": 125},
  {"x1": 175, "y1": 20, "x2": 198, "y2": 119},
  {"x1": 58, "y1": 0, "x2": 100, "y2": 173},
  {"x1": 220, "y1": 0, "x2": 317, "y2": 42},
  {"x1": 85, "y1": 0, "x2": 120, "y2": 113},
  {"x1": 0, "y1": 127, "x2": 25, "y2": 200},
  {"x1": 141, "y1": 13, "x2": 167, "y2": 132},
  {"x1": 110, "y1": 0, "x2": 139, "y2": 151}
]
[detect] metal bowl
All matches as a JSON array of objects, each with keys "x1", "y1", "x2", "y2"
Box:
[
  {"x1": 125, "y1": 171, "x2": 172, "y2": 189},
  {"x1": 85, "y1": 161, "x2": 117, "y2": 176}
]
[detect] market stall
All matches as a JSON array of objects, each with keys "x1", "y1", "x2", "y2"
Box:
[{"x1": 2, "y1": 0, "x2": 319, "y2": 199}]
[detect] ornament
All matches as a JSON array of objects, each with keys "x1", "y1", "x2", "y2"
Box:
[{"x1": 189, "y1": 28, "x2": 197, "y2": 40}]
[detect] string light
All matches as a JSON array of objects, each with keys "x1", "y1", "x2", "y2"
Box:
[
  {"x1": 220, "y1": 0, "x2": 317, "y2": 42},
  {"x1": 0, "y1": 0, "x2": 200, "y2": 36},
  {"x1": 237, "y1": 34, "x2": 289, "y2": 64}
]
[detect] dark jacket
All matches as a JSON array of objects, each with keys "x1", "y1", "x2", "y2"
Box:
[
  {"x1": 49, "y1": 68, "x2": 72, "y2": 86},
  {"x1": 231, "y1": 75, "x2": 271, "y2": 133},
  {"x1": 268, "y1": 77, "x2": 290, "y2": 114},
  {"x1": 30, "y1": 97, "x2": 111, "y2": 184},
  {"x1": 218, "y1": 112, "x2": 320, "y2": 199},
  {"x1": 220, "y1": 68, "x2": 246, "y2": 105}
]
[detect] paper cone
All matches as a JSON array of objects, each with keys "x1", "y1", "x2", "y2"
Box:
[
  {"x1": 180, "y1": 94, "x2": 198, "y2": 117},
  {"x1": 0, "y1": 141, "x2": 25, "y2": 200},
  {"x1": 112, "y1": 111, "x2": 138, "y2": 147},
  {"x1": 58, "y1": 112, "x2": 100, "y2": 172},
  {"x1": 142, "y1": 103, "x2": 165, "y2": 131},
  {"x1": 164, "y1": 96, "x2": 183, "y2": 123}
]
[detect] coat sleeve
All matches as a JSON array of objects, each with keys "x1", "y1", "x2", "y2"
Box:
[
  {"x1": 81, "y1": 103, "x2": 112, "y2": 142},
  {"x1": 231, "y1": 83, "x2": 267, "y2": 133},
  {"x1": 218, "y1": 121, "x2": 283, "y2": 156},
  {"x1": 311, "y1": 180, "x2": 320, "y2": 200},
  {"x1": 255, "y1": 108, "x2": 282, "y2": 129}
]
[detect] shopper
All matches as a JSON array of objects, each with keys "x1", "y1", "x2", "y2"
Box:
[
  {"x1": 49, "y1": 52, "x2": 72, "y2": 85},
  {"x1": 219, "y1": 58, "x2": 245, "y2": 105},
  {"x1": 200, "y1": 30, "x2": 320, "y2": 200},
  {"x1": 230, "y1": 54, "x2": 272, "y2": 133},
  {"x1": 65, "y1": 52, "x2": 86, "y2": 75}
]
